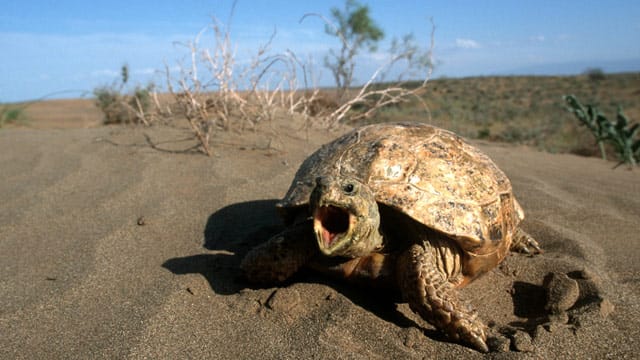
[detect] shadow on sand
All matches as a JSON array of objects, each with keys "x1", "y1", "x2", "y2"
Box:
[
  {"x1": 162, "y1": 199, "x2": 283, "y2": 295},
  {"x1": 162, "y1": 199, "x2": 421, "y2": 328}
]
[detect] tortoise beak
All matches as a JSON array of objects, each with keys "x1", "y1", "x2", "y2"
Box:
[{"x1": 313, "y1": 205, "x2": 351, "y2": 251}]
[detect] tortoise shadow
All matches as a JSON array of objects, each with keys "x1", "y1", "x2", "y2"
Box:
[
  {"x1": 161, "y1": 199, "x2": 421, "y2": 329},
  {"x1": 162, "y1": 199, "x2": 284, "y2": 295}
]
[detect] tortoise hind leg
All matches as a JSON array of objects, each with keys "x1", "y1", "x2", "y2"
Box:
[
  {"x1": 398, "y1": 244, "x2": 489, "y2": 352},
  {"x1": 241, "y1": 219, "x2": 316, "y2": 284},
  {"x1": 510, "y1": 228, "x2": 542, "y2": 254}
]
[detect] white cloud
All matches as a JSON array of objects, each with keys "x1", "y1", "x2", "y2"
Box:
[
  {"x1": 530, "y1": 35, "x2": 545, "y2": 42},
  {"x1": 133, "y1": 67, "x2": 158, "y2": 76},
  {"x1": 455, "y1": 38, "x2": 481, "y2": 49},
  {"x1": 90, "y1": 69, "x2": 119, "y2": 78}
]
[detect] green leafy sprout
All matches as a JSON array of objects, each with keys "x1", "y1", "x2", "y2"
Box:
[{"x1": 564, "y1": 94, "x2": 640, "y2": 168}]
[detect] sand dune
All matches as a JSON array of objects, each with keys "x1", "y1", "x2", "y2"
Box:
[{"x1": 1, "y1": 118, "x2": 639, "y2": 359}]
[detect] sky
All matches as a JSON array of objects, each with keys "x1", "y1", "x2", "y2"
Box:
[{"x1": 1, "y1": 0, "x2": 639, "y2": 102}]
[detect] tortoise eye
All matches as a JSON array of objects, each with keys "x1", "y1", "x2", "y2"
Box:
[{"x1": 343, "y1": 183, "x2": 355, "y2": 194}]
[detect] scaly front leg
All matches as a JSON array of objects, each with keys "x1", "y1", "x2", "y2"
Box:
[{"x1": 398, "y1": 244, "x2": 488, "y2": 352}]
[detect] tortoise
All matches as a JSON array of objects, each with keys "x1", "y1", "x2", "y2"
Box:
[{"x1": 241, "y1": 122, "x2": 540, "y2": 352}]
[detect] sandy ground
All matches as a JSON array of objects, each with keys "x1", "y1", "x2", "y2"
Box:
[
  {"x1": 1, "y1": 114, "x2": 639, "y2": 359},
  {"x1": 17, "y1": 98, "x2": 103, "y2": 129}
]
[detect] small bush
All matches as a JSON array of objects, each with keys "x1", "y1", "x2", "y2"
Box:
[
  {"x1": 93, "y1": 64, "x2": 153, "y2": 125},
  {"x1": 0, "y1": 104, "x2": 27, "y2": 128},
  {"x1": 477, "y1": 127, "x2": 491, "y2": 139},
  {"x1": 583, "y1": 67, "x2": 606, "y2": 82}
]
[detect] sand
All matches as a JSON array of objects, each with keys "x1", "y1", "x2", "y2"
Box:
[{"x1": 1, "y1": 115, "x2": 639, "y2": 359}]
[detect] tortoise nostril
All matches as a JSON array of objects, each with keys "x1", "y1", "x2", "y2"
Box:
[{"x1": 315, "y1": 176, "x2": 331, "y2": 187}]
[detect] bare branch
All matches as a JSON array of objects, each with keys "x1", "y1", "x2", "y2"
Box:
[{"x1": 324, "y1": 19, "x2": 435, "y2": 125}]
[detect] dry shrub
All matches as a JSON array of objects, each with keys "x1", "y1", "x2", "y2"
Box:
[
  {"x1": 159, "y1": 4, "x2": 435, "y2": 155},
  {"x1": 93, "y1": 64, "x2": 155, "y2": 125},
  {"x1": 163, "y1": 9, "x2": 321, "y2": 155}
]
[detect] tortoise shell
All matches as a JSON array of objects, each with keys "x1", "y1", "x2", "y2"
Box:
[{"x1": 278, "y1": 122, "x2": 523, "y2": 263}]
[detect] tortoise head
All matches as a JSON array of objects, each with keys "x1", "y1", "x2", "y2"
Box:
[{"x1": 310, "y1": 176, "x2": 383, "y2": 257}]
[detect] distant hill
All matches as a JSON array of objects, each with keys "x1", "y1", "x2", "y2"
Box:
[
  {"x1": 503, "y1": 59, "x2": 640, "y2": 76},
  {"x1": 369, "y1": 72, "x2": 640, "y2": 157}
]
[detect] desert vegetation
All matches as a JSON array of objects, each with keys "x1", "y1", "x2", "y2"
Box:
[
  {"x1": 0, "y1": 103, "x2": 27, "y2": 128},
  {"x1": 382, "y1": 73, "x2": 640, "y2": 159},
  {"x1": 93, "y1": 64, "x2": 154, "y2": 125},
  {"x1": 564, "y1": 94, "x2": 639, "y2": 167},
  {"x1": 91, "y1": 0, "x2": 434, "y2": 156}
]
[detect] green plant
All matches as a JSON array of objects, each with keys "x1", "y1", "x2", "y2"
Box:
[
  {"x1": 299, "y1": 6, "x2": 433, "y2": 126},
  {"x1": 322, "y1": 0, "x2": 384, "y2": 100},
  {"x1": 605, "y1": 107, "x2": 640, "y2": 167},
  {"x1": 564, "y1": 94, "x2": 639, "y2": 167},
  {"x1": 563, "y1": 95, "x2": 610, "y2": 160},
  {"x1": 0, "y1": 104, "x2": 27, "y2": 127},
  {"x1": 93, "y1": 64, "x2": 153, "y2": 125}
]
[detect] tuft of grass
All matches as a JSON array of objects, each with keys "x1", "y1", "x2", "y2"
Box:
[
  {"x1": 93, "y1": 64, "x2": 154, "y2": 125},
  {"x1": 0, "y1": 103, "x2": 27, "y2": 128}
]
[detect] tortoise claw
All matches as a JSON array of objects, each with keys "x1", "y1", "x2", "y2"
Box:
[
  {"x1": 528, "y1": 238, "x2": 542, "y2": 254},
  {"x1": 511, "y1": 229, "x2": 542, "y2": 255},
  {"x1": 456, "y1": 313, "x2": 488, "y2": 352},
  {"x1": 468, "y1": 332, "x2": 489, "y2": 353}
]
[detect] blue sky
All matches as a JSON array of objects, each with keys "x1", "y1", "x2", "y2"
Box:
[{"x1": 2, "y1": 0, "x2": 639, "y2": 102}]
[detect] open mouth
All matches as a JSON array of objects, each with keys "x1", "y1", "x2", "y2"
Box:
[{"x1": 314, "y1": 205, "x2": 351, "y2": 248}]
